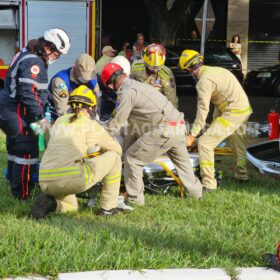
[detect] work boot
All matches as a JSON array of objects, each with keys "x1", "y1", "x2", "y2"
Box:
[
  {"x1": 99, "y1": 208, "x2": 124, "y2": 216},
  {"x1": 30, "y1": 193, "x2": 57, "y2": 219}
]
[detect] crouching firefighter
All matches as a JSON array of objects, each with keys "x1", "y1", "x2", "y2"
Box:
[
  {"x1": 30, "y1": 85, "x2": 123, "y2": 219},
  {"x1": 100, "y1": 63, "x2": 203, "y2": 206},
  {"x1": 0, "y1": 28, "x2": 70, "y2": 200}
]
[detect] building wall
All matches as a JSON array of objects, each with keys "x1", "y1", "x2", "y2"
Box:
[{"x1": 227, "y1": 0, "x2": 250, "y2": 73}]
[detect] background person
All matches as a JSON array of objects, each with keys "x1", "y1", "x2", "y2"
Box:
[
  {"x1": 96, "y1": 46, "x2": 117, "y2": 74},
  {"x1": 30, "y1": 85, "x2": 123, "y2": 219},
  {"x1": 49, "y1": 53, "x2": 98, "y2": 117},
  {"x1": 100, "y1": 63, "x2": 203, "y2": 205},
  {"x1": 131, "y1": 33, "x2": 148, "y2": 62},
  {"x1": 0, "y1": 28, "x2": 70, "y2": 200},
  {"x1": 131, "y1": 44, "x2": 178, "y2": 109},
  {"x1": 230, "y1": 34, "x2": 242, "y2": 62},
  {"x1": 179, "y1": 49, "x2": 252, "y2": 191}
]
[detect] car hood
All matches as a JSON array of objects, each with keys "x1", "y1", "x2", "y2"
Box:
[{"x1": 252, "y1": 64, "x2": 280, "y2": 73}]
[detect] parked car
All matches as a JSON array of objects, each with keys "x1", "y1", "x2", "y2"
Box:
[
  {"x1": 165, "y1": 46, "x2": 243, "y2": 93},
  {"x1": 244, "y1": 64, "x2": 280, "y2": 96}
]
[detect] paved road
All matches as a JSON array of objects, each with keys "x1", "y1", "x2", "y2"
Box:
[{"x1": 178, "y1": 93, "x2": 279, "y2": 123}]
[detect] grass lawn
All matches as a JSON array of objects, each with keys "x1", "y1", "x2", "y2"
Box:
[{"x1": 0, "y1": 131, "x2": 279, "y2": 277}]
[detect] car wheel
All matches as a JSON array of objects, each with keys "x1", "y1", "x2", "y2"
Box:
[{"x1": 273, "y1": 79, "x2": 280, "y2": 97}]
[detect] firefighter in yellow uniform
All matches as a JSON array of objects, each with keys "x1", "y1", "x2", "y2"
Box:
[
  {"x1": 131, "y1": 44, "x2": 179, "y2": 109},
  {"x1": 100, "y1": 63, "x2": 203, "y2": 205},
  {"x1": 179, "y1": 50, "x2": 252, "y2": 191},
  {"x1": 30, "y1": 85, "x2": 122, "y2": 219}
]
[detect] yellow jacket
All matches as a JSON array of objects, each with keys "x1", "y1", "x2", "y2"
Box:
[
  {"x1": 191, "y1": 66, "x2": 252, "y2": 137},
  {"x1": 131, "y1": 59, "x2": 179, "y2": 109},
  {"x1": 40, "y1": 112, "x2": 121, "y2": 178}
]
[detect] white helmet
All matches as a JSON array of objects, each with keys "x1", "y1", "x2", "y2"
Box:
[
  {"x1": 44, "y1": 28, "x2": 71, "y2": 54},
  {"x1": 111, "y1": 56, "x2": 131, "y2": 76}
]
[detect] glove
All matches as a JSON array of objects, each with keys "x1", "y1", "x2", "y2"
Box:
[
  {"x1": 186, "y1": 134, "x2": 195, "y2": 147},
  {"x1": 30, "y1": 118, "x2": 50, "y2": 135}
]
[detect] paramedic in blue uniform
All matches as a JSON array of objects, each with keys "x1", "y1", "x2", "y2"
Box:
[
  {"x1": 49, "y1": 53, "x2": 98, "y2": 117},
  {"x1": 0, "y1": 28, "x2": 70, "y2": 200}
]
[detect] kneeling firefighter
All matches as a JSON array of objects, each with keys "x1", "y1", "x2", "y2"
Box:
[{"x1": 30, "y1": 85, "x2": 123, "y2": 219}]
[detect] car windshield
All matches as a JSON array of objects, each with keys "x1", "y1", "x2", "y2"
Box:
[{"x1": 205, "y1": 50, "x2": 234, "y2": 64}]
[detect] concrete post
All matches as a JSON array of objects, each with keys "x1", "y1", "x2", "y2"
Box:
[{"x1": 227, "y1": 0, "x2": 250, "y2": 74}]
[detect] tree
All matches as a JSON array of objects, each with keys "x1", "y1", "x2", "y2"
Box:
[{"x1": 140, "y1": 0, "x2": 198, "y2": 45}]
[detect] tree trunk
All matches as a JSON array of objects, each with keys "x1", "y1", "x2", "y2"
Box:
[{"x1": 141, "y1": 0, "x2": 195, "y2": 45}]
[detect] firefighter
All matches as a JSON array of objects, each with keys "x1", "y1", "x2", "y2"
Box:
[
  {"x1": 98, "y1": 56, "x2": 131, "y2": 121},
  {"x1": 131, "y1": 44, "x2": 179, "y2": 109},
  {"x1": 30, "y1": 85, "x2": 123, "y2": 219},
  {"x1": 49, "y1": 53, "x2": 98, "y2": 117},
  {"x1": 179, "y1": 49, "x2": 252, "y2": 191},
  {"x1": 100, "y1": 63, "x2": 203, "y2": 205},
  {"x1": 0, "y1": 28, "x2": 70, "y2": 200}
]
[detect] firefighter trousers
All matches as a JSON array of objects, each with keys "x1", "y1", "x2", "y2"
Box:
[
  {"x1": 40, "y1": 151, "x2": 122, "y2": 212},
  {"x1": 198, "y1": 113, "x2": 250, "y2": 190},
  {"x1": 0, "y1": 103, "x2": 39, "y2": 200},
  {"x1": 124, "y1": 128, "x2": 203, "y2": 205}
]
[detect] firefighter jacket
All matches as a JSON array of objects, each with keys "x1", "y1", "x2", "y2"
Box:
[
  {"x1": 0, "y1": 48, "x2": 49, "y2": 122},
  {"x1": 49, "y1": 67, "x2": 99, "y2": 116},
  {"x1": 131, "y1": 59, "x2": 179, "y2": 109},
  {"x1": 107, "y1": 78, "x2": 183, "y2": 136},
  {"x1": 40, "y1": 112, "x2": 122, "y2": 176},
  {"x1": 191, "y1": 66, "x2": 252, "y2": 137}
]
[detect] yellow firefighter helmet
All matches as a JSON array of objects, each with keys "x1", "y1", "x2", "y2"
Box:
[
  {"x1": 68, "y1": 85, "x2": 97, "y2": 107},
  {"x1": 179, "y1": 49, "x2": 203, "y2": 71},
  {"x1": 143, "y1": 44, "x2": 166, "y2": 71}
]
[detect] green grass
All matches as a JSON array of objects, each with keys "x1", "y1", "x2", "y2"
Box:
[{"x1": 0, "y1": 131, "x2": 279, "y2": 277}]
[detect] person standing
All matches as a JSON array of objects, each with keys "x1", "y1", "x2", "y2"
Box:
[
  {"x1": 49, "y1": 53, "x2": 98, "y2": 117},
  {"x1": 131, "y1": 33, "x2": 148, "y2": 62},
  {"x1": 179, "y1": 49, "x2": 252, "y2": 191},
  {"x1": 96, "y1": 46, "x2": 117, "y2": 74},
  {"x1": 230, "y1": 34, "x2": 242, "y2": 62},
  {"x1": 30, "y1": 85, "x2": 123, "y2": 219},
  {"x1": 100, "y1": 63, "x2": 203, "y2": 205},
  {"x1": 0, "y1": 28, "x2": 70, "y2": 199},
  {"x1": 131, "y1": 44, "x2": 178, "y2": 109}
]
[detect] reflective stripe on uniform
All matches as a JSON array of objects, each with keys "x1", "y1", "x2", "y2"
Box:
[
  {"x1": 132, "y1": 65, "x2": 145, "y2": 71},
  {"x1": 83, "y1": 164, "x2": 93, "y2": 186},
  {"x1": 158, "y1": 69, "x2": 169, "y2": 81},
  {"x1": 103, "y1": 172, "x2": 121, "y2": 184},
  {"x1": 200, "y1": 161, "x2": 215, "y2": 167},
  {"x1": 19, "y1": 78, "x2": 48, "y2": 89},
  {"x1": 237, "y1": 159, "x2": 247, "y2": 167},
  {"x1": 39, "y1": 166, "x2": 80, "y2": 178},
  {"x1": 218, "y1": 101, "x2": 229, "y2": 112},
  {"x1": 7, "y1": 154, "x2": 15, "y2": 161},
  {"x1": 230, "y1": 106, "x2": 253, "y2": 115},
  {"x1": 14, "y1": 157, "x2": 39, "y2": 165},
  {"x1": 10, "y1": 53, "x2": 37, "y2": 98},
  {"x1": 215, "y1": 117, "x2": 231, "y2": 127}
]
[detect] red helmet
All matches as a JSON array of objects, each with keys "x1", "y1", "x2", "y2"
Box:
[{"x1": 100, "y1": 63, "x2": 123, "y2": 85}]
